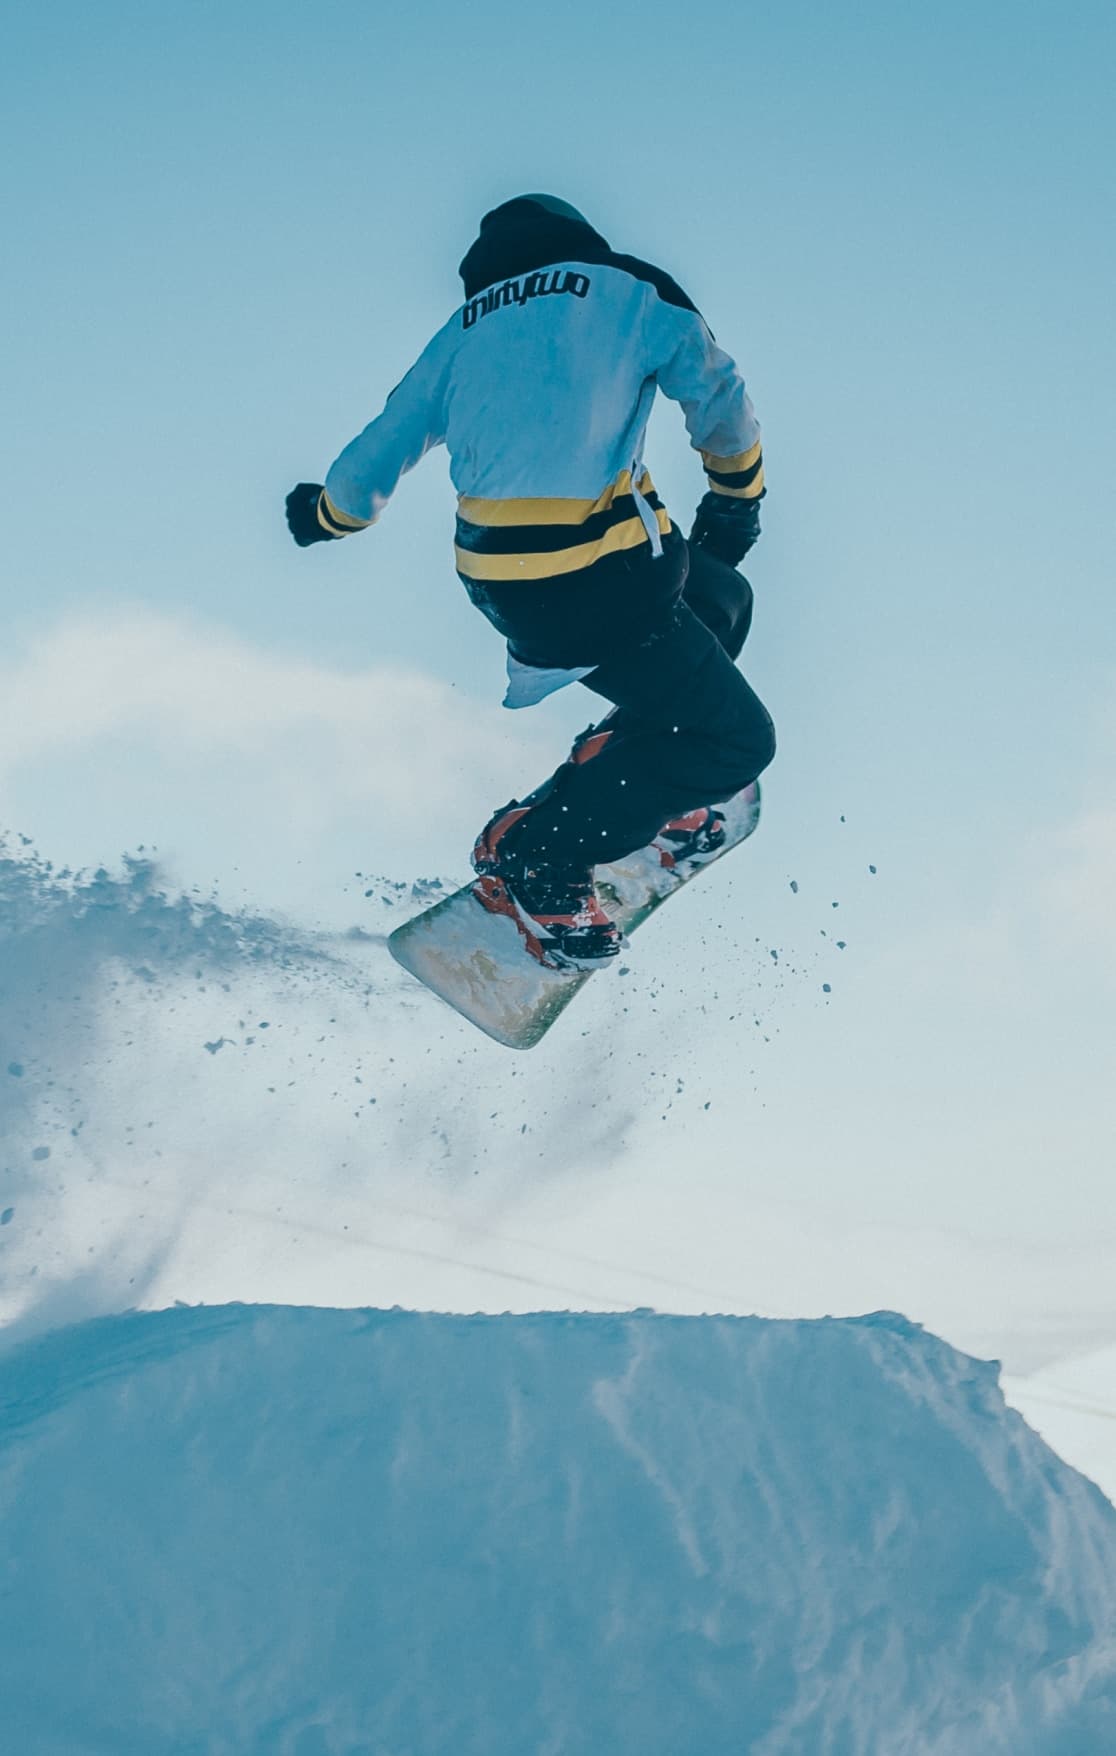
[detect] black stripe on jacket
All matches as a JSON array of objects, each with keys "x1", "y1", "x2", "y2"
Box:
[
  {"x1": 704, "y1": 456, "x2": 764, "y2": 493},
  {"x1": 455, "y1": 491, "x2": 666, "y2": 557}
]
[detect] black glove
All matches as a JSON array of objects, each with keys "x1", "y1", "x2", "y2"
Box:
[
  {"x1": 689, "y1": 490, "x2": 763, "y2": 568},
  {"x1": 285, "y1": 482, "x2": 338, "y2": 548}
]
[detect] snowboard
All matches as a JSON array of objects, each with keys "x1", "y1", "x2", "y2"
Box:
[{"x1": 388, "y1": 783, "x2": 761, "y2": 1050}]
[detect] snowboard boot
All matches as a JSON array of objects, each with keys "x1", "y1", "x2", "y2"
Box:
[
  {"x1": 471, "y1": 803, "x2": 622, "y2": 972},
  {"x1": 568, "y1": 719, "x2": 619, "y2": 768},
  {"x1": 651, "y1": 805, "x2": 728, "y2": 872}
]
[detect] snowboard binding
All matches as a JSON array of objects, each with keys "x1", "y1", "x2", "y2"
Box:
[{"x1": 471, "y1": 803, "x2": 622, "y2": 972}]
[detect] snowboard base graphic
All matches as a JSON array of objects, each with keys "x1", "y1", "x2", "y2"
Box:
[{"x1": 388, "y1": 784, "x2": 761, "y2": 1050}]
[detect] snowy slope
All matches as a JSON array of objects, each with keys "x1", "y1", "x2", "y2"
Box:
[{"x1": 2, "y1": 1305, "x2": 1115, "y2": 1756}]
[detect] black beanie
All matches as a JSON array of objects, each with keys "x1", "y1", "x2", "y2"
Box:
[{"x1": 458, "y1": 195, "x2": 611, "y2": 299}]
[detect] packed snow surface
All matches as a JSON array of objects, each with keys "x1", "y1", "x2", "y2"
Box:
[{"x1": 2, "y1": 1304, "x2": 1115, "y2": 1755}]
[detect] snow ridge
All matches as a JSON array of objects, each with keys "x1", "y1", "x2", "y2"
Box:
[{"x1": 2, "y1": 1304, "x2": 1115, "y2": 1755}]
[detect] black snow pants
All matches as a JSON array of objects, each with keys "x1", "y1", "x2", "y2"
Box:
[{"x1": 507, "y1": 544, "x2": 776, "y2": 870}]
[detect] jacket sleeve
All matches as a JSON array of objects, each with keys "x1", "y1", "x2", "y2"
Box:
[
  {"x1": 317, "y1": 323, "x2": 455, "y2": 537},
  {"x1": 650, "y1": 300, "x2": 765, "y2": 504}
]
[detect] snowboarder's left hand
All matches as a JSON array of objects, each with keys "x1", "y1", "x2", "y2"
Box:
[
  {"x1": 689, "y1": 491, "x2": 763, "y2": 568},
  {"x1": 285, "y1": 482, "x2": 338, "y2": 547}
]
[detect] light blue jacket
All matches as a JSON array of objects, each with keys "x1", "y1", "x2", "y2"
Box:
[{"x1": 318, "y1": 259, "x2": 763, "y2": 564}]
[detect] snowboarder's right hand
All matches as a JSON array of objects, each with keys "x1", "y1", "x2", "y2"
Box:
[
  {"x1": 689, "y1": 491, "x2": 763, "y2": 568},
  {"x1": 285, "y1": 482, "x2": 339, "y2": 548}
]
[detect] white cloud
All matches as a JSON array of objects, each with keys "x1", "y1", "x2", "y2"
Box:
[
  {"x1": 0, "y1": 609, "x2": 538, "y2": 803},
  {"x1": 0, "y1": 609, "x2": 556, "y2": 910}
]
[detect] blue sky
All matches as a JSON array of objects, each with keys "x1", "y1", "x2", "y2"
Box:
[
  {"x1": 2, "y1": 1, "x2": 1115, "y2": 1363},
  {"x1": 4, "y1": 0, "x2": 1113, "y2": 791}
]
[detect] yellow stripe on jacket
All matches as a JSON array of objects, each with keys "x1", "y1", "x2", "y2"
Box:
[
  {"x1": 454, "y1": 470, "x2": 673, "y2": 583},
  {"x1": 317, "y1": 491, "x2": 372, "y2": 536},
  {"x1": 700, "y1": 439, "x2": 765, "y2": 499}
]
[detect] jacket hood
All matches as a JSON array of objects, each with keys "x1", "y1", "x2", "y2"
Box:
[{"x1": 458, "y1": 195, "x2": 611, "y2": 299}]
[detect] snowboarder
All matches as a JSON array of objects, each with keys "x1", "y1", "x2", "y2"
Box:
[{"x1": 286, "y1": 194, "x2": 775, "y2": 970}]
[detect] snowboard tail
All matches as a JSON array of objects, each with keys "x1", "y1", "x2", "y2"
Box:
[{"x1": 388, "y1": 784, "x2": 761, "y2": 1050}]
